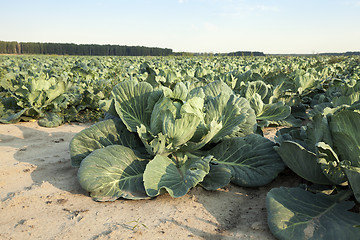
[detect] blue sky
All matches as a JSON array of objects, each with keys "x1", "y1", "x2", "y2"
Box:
[{"x1": 1, "y1": 0, "x2": 359, "y2": 54}]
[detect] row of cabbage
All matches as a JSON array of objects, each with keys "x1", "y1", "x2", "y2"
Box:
[
  {"x1": 1, "y1": 55, "x2": 360, "y2": 239},
  {"x1": 1, "y1": 55, "x2": 358, "y2": 127}
]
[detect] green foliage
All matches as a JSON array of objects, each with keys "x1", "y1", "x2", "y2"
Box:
[
  {"x1": 70, "y1": 79, "x2": 283, "y2": 201},
  {"x1": 2, "y1": 54, "x2": 360, "y2": 239},
  {"x1": 207, "y1": 135, "x2": 284, "y2": 187},
  {"x1": 267, "y1": 187, "x2": 360, "y2": 240},
  {"x1": 78, "y1": 145, "x2": 150, "y2": 201},
  {"x1": 270, "y1": 107, "x2": 360, "y2": 239}
]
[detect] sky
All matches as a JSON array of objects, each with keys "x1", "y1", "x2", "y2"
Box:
[{"x1": 1, "y1": 0, "x2": 359, "y2": 54}]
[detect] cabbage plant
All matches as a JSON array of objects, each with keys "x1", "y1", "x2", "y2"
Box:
[
  {"x1": 70, "y1": 79, "x2": 285, "y2": 201},
  {"x1": 235, "y1": 79, "x2": 293, "y2": 127},
  {"x1": 267, "y1": 108, "x2": 360, "y2": 240}
]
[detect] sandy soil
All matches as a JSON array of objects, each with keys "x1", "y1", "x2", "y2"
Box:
[{"x1": 0, "y1": 122, "x2": 302, "y2": 240}]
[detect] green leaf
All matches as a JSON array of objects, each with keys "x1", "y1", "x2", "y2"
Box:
[
  {"x1": 181, "y1": 120, "x2": 223, "y2": 152},
  {"x1": 112, "y1": 80, "x2": 153, "y2": 132},
  {"x1": 276, "y1": 141, "x2": 333, "y2": 185},
  {"x1": 316, "y1": 142, "x2": 347, "y2": 185},
  {"x1": 150, "y1": 96, "x2": 177, "y2": 135},
  {"x1": 200, "y1": 163, "x2": 232, "y2": 190},
  {"x1": 305, "y1": 113, "x2": 333, "y2": 152},
  {"x1": 205, "y1": 93, "x2": 256, "y2": 142},
  {"x1": 249, "y1": 93, "x2": 264, "y2": 115},
  {"x1": 342, "y1": 164, "x2": 360, "y2": 203},
  {"x1": 256, "y1": 102, "x2": 291, "y2": 121},
  {"x1": 295, "y1": 71, "x2": 316, "y2": 95},
  {"x1": 162, "y1": 111, "x2": 200, "y2": 150},
  {"x1": 180, "y1": 96, "x2": 204, "y2": 121},
  {"x1": 0, "y1": 108, "x2": 27, "y2": 123},
  {"x1": 208, "y1": 135, "x2": 285, "y2": 187},
  {"x1": 267, "y1": 187, "x2": 360, "y2": 240},
  {"x1": 330, "y1": 110, "x2": 360, "y2": 167},
  {"x1": 136, "y1": 124, "x2": 165, "y2": 156},
  {"x1": 172, "y1": 82, "x2": 188, "y2": 101},
  {"x1": 45, "y1": 80, "x2": 67, "y2": 104},
  {"x1": 99, "y1": 99, "x2": 117, "y2": 117},
  {"x1": 38, "y1": 112, "x2": 64, "y2": 128},
  {"x1": 78, "y1": 145, "x2": 149, "y2": 201},
  {"x1": 70, "y1": 118, "x2": 145, "y2": 167},
  {"x1": 143, "y1": 154, "x2": 211, "y2": 198},
  {"x1": 202, "y1": 80, "x2": 234, "y2": 97},
  {"x1": 245, "y1": 80, "x2": 269, "y2": 100}
]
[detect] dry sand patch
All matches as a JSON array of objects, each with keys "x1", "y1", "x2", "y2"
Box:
[{"x1": 0, "y1": 122, "x2": 301, "y2": 240}]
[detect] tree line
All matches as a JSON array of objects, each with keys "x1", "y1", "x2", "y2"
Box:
[
  {"x1": 0, "y1": 41, "x2": 173, "y2": 56},
  {"x1": 221, "y1": 51, "x2": 265, "y2": 56}
]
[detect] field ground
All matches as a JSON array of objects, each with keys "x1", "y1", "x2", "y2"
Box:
[{"x1": 0, "y1": 122, "x2": 303, "y2": 240}]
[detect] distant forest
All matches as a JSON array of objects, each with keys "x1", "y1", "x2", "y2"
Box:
[
  {"x1": 1, "y1": 40, "x2": 358, "y2": 57},
  {"x1": 318, "y1": 52, "x2": 360, "y2": 56},
  {"x1": 221, "y1": 51, "x2": 265, "y2": 56},
  {"x1": 0, "y1": 41, "x2": 173, "y2": 56}
]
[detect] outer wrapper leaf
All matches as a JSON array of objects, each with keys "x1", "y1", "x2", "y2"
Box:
[
  {"x1": 208, "y1": 134, "x2": 285, "y2": 187},
  {"x1": 143, "y1": 155, "x2": 211, "y2": 198},
  {"x1": 38, "y1": 112, "x2": 64, "y2": 128},
  {"x1": 305, "y1": 113, "x2": 333, "y2": 152},
  {"x1": 267, "y1": 187, "x2": 360, "y2": 240},
  {"x1": 70, "y1": 118, "x2": 145, "y2": 166},
  {"x1": 78, "y1": 145, "x2": 149, "y2": 201},
  {"x1": 112, "y1": 80, "x2": 153, "y2": 132},
  {"x1": 249, "y1": 93, "x2": 264, "y2": 116},
  {"x1": 276, "y1": 141, "x2": 333, "y2": 185},
  {"x1": 342, "y1": 165, "x2": 360, "y2": 203},
  {"x1": 200, "y1": 164, "x2": 232, "y2": 190},
  {"x1": 201, "y1": 80, "x2": 234, "y2": 98},
  {"x1": 256, "y1": 102, "x2": 291, "y2": 121},
  {"x1": 315, "y1": 142, "x2": 347, "y2": 185},
  {"x1": 0, "y1": 108, "x2": 27, "y2": 123},
  {"x1": 330, "y1": 110, "x2": 360, "y2": 167},
  {"x1": 245, "y1": 80, "x2": 269, "y2": 100}
]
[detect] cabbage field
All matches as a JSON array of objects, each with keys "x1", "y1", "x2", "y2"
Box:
[{"x1": 1, "y1": 55, "x2": 360, "y2": 239}]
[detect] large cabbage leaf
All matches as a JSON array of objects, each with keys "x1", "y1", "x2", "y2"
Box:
[
  {"x1": 305, "y1": 113, "x2": 333, "y2": 152},
  {"x1": 196, "y1": 80, "x2": 233, "y2": 98},
  {"x1": 112, "y1": 80, "x2": 153, "y2": 132},
  {"x1": 330, "y1": 110, "x2": 360, "y2": 167},
  {"x1": 342, "y1": 165, "x2": 360, "y2": 203},
  {"x1": 78, "y1": 145, "x2": 149, "y2": 201},
  {"x1": 267, "y1": 187, "x2": 360, "y2": 240},
  {"x1": 143, "y1": 154, "x2": 211, "y2": 198},
  {"x1": 207, "y1": 134, "x2": 285, "y2": 187},
  {"x1": 38, "y1": 112, "x2": 64, "y2": 128},
  {"x1": 70, "y1": 118, "x2": 145, "y2": 166},
  {"x1": 188, "y1": 80, "x2": 256, "y2": 140},
  {"x1": 200, "y1": 164, "x2": 232, "y2": 191},
  {"x1": 0, "y1": 108, "x2": 27, "y2": 123},
  {"x1": 275, "y1": 141, "x2": 333, "y2": 185},
  {"x1": 245, "y1": 80, "x2": 269, "y2": 100},
  {"x1": 204, "y1": 93, "x2": 256, "y2": 142},
  {"x1": 256, "y1": 102, "x2": 291, "y2": 121}
]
